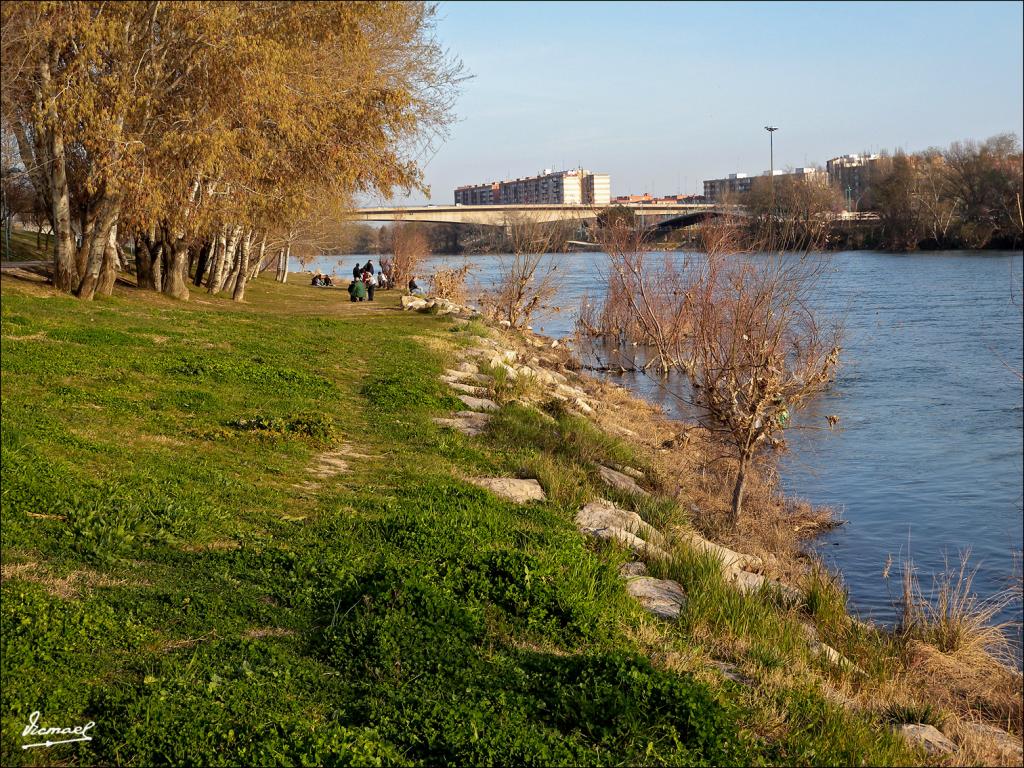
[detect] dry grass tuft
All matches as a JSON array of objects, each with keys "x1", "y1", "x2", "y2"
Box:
[{"x1": 1, "y1": 561, "x2": 137, "y2": 599}]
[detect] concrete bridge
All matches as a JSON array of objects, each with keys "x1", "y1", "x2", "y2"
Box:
[{"x1": 349, "y1": 202, "x2": 721, "y2": 227}]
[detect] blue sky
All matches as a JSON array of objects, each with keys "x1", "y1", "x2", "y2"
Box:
[{"x1": 386, "y1": 1, "x2": 1024, "y2": 204}]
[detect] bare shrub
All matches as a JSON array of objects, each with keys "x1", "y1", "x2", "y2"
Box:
[
  {"x1": 391, "y1": 223, "x2": 430, "y2": 293},
  {"x1": 588, "y1": 222, "x2": 697, "y2": 373},
  {"x1": 479, "y1": 214, "x2": 562, "y2": 329},
  {"x1": 689, "y1": 221, "x2": 841, "y2": 528},
  {"x1": 428, "y1": 261, "x2": 474, "y2": 304}
]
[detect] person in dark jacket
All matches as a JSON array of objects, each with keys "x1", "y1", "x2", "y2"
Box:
[
  {"x1": 352, "y1": 263, "x2": 362, "y2": 280},
  {"x1": 363, "y1": 260, "x2": 375, "y2": 276}
]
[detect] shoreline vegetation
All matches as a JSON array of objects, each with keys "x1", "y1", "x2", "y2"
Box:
[{"x1": 2, "y1": 264, "x2": 1021, "y2": 766}]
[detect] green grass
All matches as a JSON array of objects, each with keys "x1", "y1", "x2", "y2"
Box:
[
  {"x1": 0, "y1": 228, "x2": 53, "y2": 261},
  {"x1": 0, "y1": 276, "x2": 918, "y2": 766}
]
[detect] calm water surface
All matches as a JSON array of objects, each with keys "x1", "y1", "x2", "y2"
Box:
[{"x1": 320, "y1": 250, "x2": 1024, "y2": 638}]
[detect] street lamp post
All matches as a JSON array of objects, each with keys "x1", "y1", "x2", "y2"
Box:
[{"x1": 764, "y1": 125, "x2": 778, "y2": 200}]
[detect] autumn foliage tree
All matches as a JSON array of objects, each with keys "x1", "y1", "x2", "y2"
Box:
[{"x1": 1, "y1": 1, "x2": 464, "y2": 300}]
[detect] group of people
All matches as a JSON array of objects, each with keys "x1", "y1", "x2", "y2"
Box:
[
  {"x1": 347, "y1": 260, "x2": 393, "y2": 302},
  {"x1": 310, "y1": 259, "x2": 424, "y2": 302}
]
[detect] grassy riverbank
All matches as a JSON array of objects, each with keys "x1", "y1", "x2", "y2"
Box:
[{"x1": 0, "y1": 272, "x2": 1006, "y2": 765}]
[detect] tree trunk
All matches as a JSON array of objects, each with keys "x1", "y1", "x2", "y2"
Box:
[
  {"x1": 225, "y1": 229, "x2": 250, "y2": 295},
  {"x1": 75, "y1": 195, "x2": 120, "y2": 300},
  {"x1": 209, "y1": 226, "x2": 240, "y2": 293},
  {"x1": 193, "y1": 241, "x2": 212, "y2": 286},
  {"x1": 248, "y1": 233, "x2": 267, "y2": 280},
  {"x1": 45, "y1": 121, "x2": 77, "y2": 291},
  {"x1": 231, "y1": 231, "x2": 253, "y2": 302},
  {"x1": 151, "y1": 238, "x2": 165, "y2": 292},
  {"x1": 162, "y1": 237, "x2": 190, "y2": 300},
  {"x1": 730, "y1": 456, "x2": 748, "y2": 530},
  {"x1": 204, "y1": 231, "x2": 224, "y2": 289},
  {"x1": 75, "y1": 211, "x2": 96, "y2": 280},
  {"x1": 96, "y1": 223, "x2": 121, "y2": 296},
  {"x1": 277, "y1": 242, "x2": 291, "y2": 283},
  {"x1": 136, "y1": 234, "x2": 154, "y2": 289}
]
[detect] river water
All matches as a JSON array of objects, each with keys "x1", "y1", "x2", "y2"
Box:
[{"x1": 318, "y1": 250, "x2": 1024, "y2": 640}]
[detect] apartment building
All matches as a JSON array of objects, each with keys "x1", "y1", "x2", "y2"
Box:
[
  {"x1": 703, "y1": 173, "x2": 754, "y2": 202},
  {"x1": 826, "y1": 154, "x2": 882, "y2": 208},
  {"x1": 454, "y1": 182, "x2": 500, "y2": 206},
  {"x1": 703, "y1": 168, "x2": 825, "y2": 202},
  {"x1": 454, "y1": 168, "x2": 611, "y2": 206}
]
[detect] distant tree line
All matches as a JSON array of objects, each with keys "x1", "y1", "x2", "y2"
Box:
[
  {"x1": 332, "y1": 220, "x2": 580, "y2": 257},
  {"x1": 0, "y1": 1, "x2": 463, "y2": 299},
  {"x1": 865, "y1": 134, "x2": 1022, "y2": 251},
  {"x1": 735, "y1": 133, "x2": 1023, "y2": 252}
]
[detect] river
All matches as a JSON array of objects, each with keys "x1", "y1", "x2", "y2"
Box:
[{"x1": 317, "y1": 250, "x2": 1024, "y2": 642}]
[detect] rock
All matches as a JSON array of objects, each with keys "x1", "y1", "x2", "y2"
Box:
[
  {"x1": 445, "y1": 380, "x2": 488, "y2": 396},
  {"x1": 488, "y1": 356, "x2": 519, "y2": 378},
  {"x1": 575, "y1": 500, "x2": 668, "y2": 560},
  {"x1": 598, "y1": 465, "x2": 650, "y2": 497},
  {"x1": 618, "y1": 561, "x2": 648, "y2": 578},
  {"x1": 401, "y1": 295, "x2": 429, "y2": 310},
  {"x1": 432, "y1": 411, "x2": 492, "y2": 436},
  {"x1": 612, "y1": 464, "x2": 645, "y2": 480},
  {"x1": 458, "y1": 395, "x2": 499, "y2": 412},
  {"x1": 556, "y1": 383, "x2": 587, "y2": 400},
  {"x1": 678, "y1": 531, "x2": 762, "y2": 572},
  {"x1": 896, "y1": 724, "x2": 957, "y2": 757},
  {"x1": 959, "y1": 722, "x2": 1023, "y2": 764},
  {"x1": 456, "y1": 361, "x2": 480, "y2": 374},
  {"x1": 727, "y1": 568, "x2": 802, "y2": 605},
  {"x1": 468, "y1": 477, "x2": 546, "y2": 503},
  {"x1": 711, "y1": 659, "x2": 752, "y2": 685},
  {"x1": 431, "y1": 299, "x2": 458, "y2": 315},
  {"x1": 809, "y1": 641, "x2": 846, "y2": 667},
  {"x1": 575, "y1": 500, "x2": 664, "y2": 545},
  {"x1": 573, "y1": 398, "x2": 594, "y2": 415},
  {"x1": 444, "y1": 370, "x2": 494, "y2": 385},
  {"x1": 625, "y1": 577, "x2": 686, "y2": 620},
  {"x1": 533, "y1": 368, "x2": 556, "y2": 386}
]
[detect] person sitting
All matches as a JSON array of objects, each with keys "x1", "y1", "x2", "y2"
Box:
[
  {"x1": 311, "y1": 272, "x2": 323, "y2": 286},
  {"x1": 322, "y1": 274, "x2": 333, "y2": 287}
]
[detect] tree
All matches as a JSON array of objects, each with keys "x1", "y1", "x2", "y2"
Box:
[
  {"x1": 1, "y1": 1, "x2": 465, "y2": 300},
  {"x1": 745, "y1": 171, "x2": 842, "y2": 250},
  {"x1": 479, "y1": 214, "x2": 564, "y2": 329},
  {"x1": 390, "y1": 222, "x2": 430, "y2": 293},
  {"x1": 870, "y1": 153, "x2": 923, "y2": 251},
  {"x1": 687, "y1": 224, "x2": 841, "y2": 528}
]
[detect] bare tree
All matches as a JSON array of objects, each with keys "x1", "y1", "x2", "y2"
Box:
[
  {"x1": 390, "y1": 222, "x2": 430, "y2": 293},
  {"x1": 478, "y1": 214, "x2": 563, "y2": 329},
  {"x1": 588, "y1": 221, "x2": 695, "y2": 373},
  {"x1": 688, "y1": 219, "x2": 841, "y2": 528}
]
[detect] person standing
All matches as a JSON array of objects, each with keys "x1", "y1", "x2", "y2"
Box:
[
  {"x1": 364, "y1": 268, "x2": 376, "y2": 302},
  {"x1": 363, "y1": 260, "x2": 375, "y2": 276},
  {"x1": 352, "y1": 263, "x2": 362, "y2": 280}
]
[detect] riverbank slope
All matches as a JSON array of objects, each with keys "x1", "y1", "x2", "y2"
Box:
[{"x1": 0, "y1": 273, "x2": 1017, "y2": 765}]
